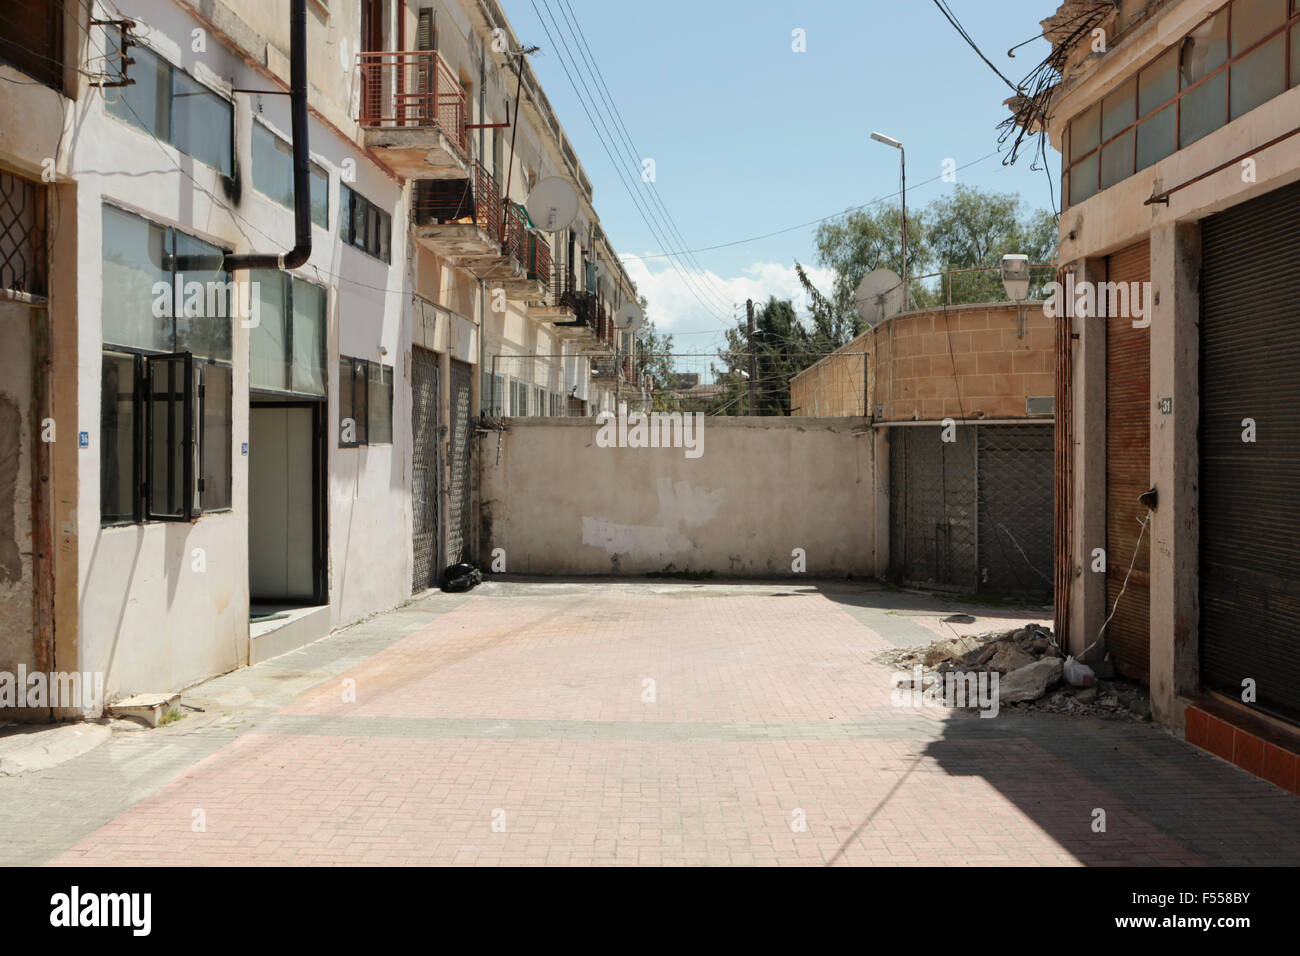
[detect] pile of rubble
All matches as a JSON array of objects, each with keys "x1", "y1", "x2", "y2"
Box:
[{"x1": 878, "y1": 625, "x2": 1151, "y2": 720}]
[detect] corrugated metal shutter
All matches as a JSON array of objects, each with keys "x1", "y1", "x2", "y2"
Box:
[
  {"x1": 1105, "y1": 239, "x2": 1151, "y2": 680},
  {"x1": 445, "y1": 358, "x2": 473, "y2": 566},
  {"x1": 889, "y1": 425, "x2": 977, "y2": 591},
  {"x1": 977, "y1": 424, "x2": 1054, "y2": 600},
  {"x1": 411, "y1": 346, "x2": 440, "y2": 593},
  {"x1": 1201, "y1": 179, "x2": 1300, "y2": 723}
]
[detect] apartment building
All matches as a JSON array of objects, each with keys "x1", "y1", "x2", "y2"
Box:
[
  {"x1": 1030, "y1": 0, "x2": 1300, "y2": 775},
  {"x1": 0, "y1": 0, "x2": 638, "y2": 717}
]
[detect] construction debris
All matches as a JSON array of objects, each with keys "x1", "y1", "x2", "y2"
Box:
[{"x1": 876, "y1": 625, "x2": 1151, "y2": 720}]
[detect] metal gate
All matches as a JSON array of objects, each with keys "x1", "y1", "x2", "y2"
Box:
[
  {"x1": 890, "y1": 425, "x2": 977, "y2": 591},
  {"x1": 411, "y1": 347, "x2": 440, "y2": 593},
  {"x1": 890, "y1": 423, "x2": 1052, "y2": 599},
  {"x1": 445, "y1": 358, "x2": 473, "y2": 567},
  {"x1": 978, "y1": 424, "x2": 1054, "y2": 599},
  {"x1": 1201, "y1": 179, "x2": 1300, "y2": 722},
  {"x1": 1105, "y1": 240, "x2": 1151, "y2": 680}
]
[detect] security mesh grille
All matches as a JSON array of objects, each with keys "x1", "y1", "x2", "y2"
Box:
[
  {"x1": 890, "y1": 425, "x2": 977, "y2": 591},
  {"x1": 445, "y1": 359, "x2": 473, "y2": 566},
  {"x1": 977, "y1": 424, "x2": 1054, "y2": 600},
  {"x1": 411, "y1": 347, "x2": 440, "y2": 593},
  {"x1": 0, "y1": 171, "x2": 46, "y2": 296}
]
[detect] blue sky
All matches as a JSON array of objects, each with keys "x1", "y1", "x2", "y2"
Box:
[{"x1": 503, "y1": 0, "x2": 1059, "y2": 344}]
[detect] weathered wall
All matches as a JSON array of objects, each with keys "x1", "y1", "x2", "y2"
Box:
[
  {"x1": 480, "y1": 416, "x2": 875, "y2": 577},
  {"x1": 791, "y1": 302, "x2": 1054, "y2": 422},
  {"x1": 0, "y1": 302, "x2": 34, "y2": 676}
]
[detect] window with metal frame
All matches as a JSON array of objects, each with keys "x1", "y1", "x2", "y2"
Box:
[
  {"x1": 250, "y1": 272, "x2": 327, "y2": 395},
  {"x1": 1062, "y1": 0, "x2": 1296, "y2": 208},
  {"x1": 104, "y1": 41, "x2": 233, "y2": 176},
  {"x1": 100, "y1": 203, "x2": 232, "y2": 525},
  {"x1": 338, "y1": 356, "x2": 393, "y2": 446},
  {"x1": 340, "y1": 185, "x2": 391, "y2": 262},
  {"x1": 252, "y1": 120, "x2": 330, "y2": 228},
  {"x1": 0, "y1": 0, "x2": 64, "y2": 92}
]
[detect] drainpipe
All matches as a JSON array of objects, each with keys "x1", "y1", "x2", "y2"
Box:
[{"x1": 224, "y1": 0, "x2": 311, "y2": 271}]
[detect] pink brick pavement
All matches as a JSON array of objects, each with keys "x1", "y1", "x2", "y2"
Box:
[{"x1": 48, "y1": 587, "x2": 1224, "y2": 865}]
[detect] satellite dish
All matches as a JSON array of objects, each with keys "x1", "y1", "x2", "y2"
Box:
[
  {"x1": 855, "y1": 268, "x2": 905, "y2": 325},
  {"x1": 613, "y1": 302, "x2": 644, "y2": 333},
  {"x1": 594, "y1": 260, "x2": 608, "y2": 280},
  {"x1": 525, "y1": 177, "x2": 579, "y2": 233}
]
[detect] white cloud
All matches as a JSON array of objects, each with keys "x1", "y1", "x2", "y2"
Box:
[{"x1": 620, "y1": 255, "x2": 838, "y2": 335}]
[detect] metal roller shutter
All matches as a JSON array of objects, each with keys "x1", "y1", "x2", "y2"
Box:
[
  {"x1": 411, "y1": 347, "x2": 440, "y2": 593},
  {"x1": 889, "y1": 425, "x2": 977, "y2": 591},
  {"x1": 1105, "y1": 239, "x2": 1151, "y2": 680},
  {"x1": 977, "y1": 424, "x2": 1054, "y2": 600},
  {"x1": 1200, "y1": 179, "x2": 1300, "y2": 723},
  {"x1": 445, "y1": 358, "x2": 473, "y2": 567}
]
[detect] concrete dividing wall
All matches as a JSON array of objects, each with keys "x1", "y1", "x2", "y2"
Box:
[{"x1": 479, "y1": 416, "x2": 875, "y2": 577}]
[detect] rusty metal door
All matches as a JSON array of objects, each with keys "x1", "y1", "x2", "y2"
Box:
[
  {"x1": 1105, "y1": 239, "x2": 1151, "y2": 680},
  {"x1": 411, "y1": 346, "x2": 440, "y2": 593},
  {"x1": 445, "y1": 358, "x2": 473, "y2": 567},
  {"x1": 1201, "y1": 180, "x2": 1300, "y2": 722},
  {"x1": 977, "y1": 423, "x2": 1054, "y2": 600}
]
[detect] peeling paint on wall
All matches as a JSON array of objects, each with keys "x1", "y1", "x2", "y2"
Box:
[{"x1": 581, "y1": 477, "x2": 726, "y2": 559}]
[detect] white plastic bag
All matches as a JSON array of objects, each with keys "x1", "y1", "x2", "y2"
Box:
[{"x1": 1064, "y1": 655, "x2": 1095, "y2": 688}]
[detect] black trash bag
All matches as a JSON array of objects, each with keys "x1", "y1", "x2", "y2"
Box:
[{"x1": 440, "y1": 563, "x2": 483, "y2": 593}]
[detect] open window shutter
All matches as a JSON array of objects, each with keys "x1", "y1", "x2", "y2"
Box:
[
  {"x1": 417, "y1": 8, "x2": 436, "y2": 50},
  {"x1": 144, "y1": 352, "x2": 196, "y2": 522}
]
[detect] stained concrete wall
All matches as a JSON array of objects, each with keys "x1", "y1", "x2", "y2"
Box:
[
  {"x1": 479, "y1": 417, "x2": 875, "y2": 577},
  {"x1": 0, "y1": 303, "x2": 34, "y2": 677},
  {"x1": 791, "y1": 302, "x2": 1054, "y2": 422}
]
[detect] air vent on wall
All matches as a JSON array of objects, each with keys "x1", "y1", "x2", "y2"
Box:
[{"x1": 1026, "y1": 396, "x2": 1054, "y2": 417}]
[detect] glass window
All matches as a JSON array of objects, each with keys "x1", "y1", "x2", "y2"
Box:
[
  {"x1": 200, "y1": 362, "x2": 232, "y2": 511},
  {"x1": 1101, "y1": 77, "x2": 1136, "y2": 140},
  {"x1": 1230, "y1": 34, "x2": 1286, "y2": 117},
  {"x1": 250, "y1": 271, "x2": 288, "y2": 391},
  {"x1": 1232, "y1": 0, "x2": 1288, "y2": 54},
  {"x1": 172, "y1": 69, "x2": 233, "y2": 176},
  {"x1": 1069, "y1": 152, "x2": 1098, "y2": 206},
  {"x1": 1180, "y1": 12, "x2": 1229, "y2": 88},
  {"x1": 291, "y1": 279, "x2": 327, "y2": 395},
  {"x1": 102, "y1": 204, "x2": 171, "y2": 351},
  {"x1": 1180, "y1": 71, "x2": 1227, "y2": 146},
  {"x1": 1137, "y1": 105, "x2": 1177, "y2": 169},
  {"x1": 100, "y1": 352, "x2": 139, "y2": 524},
  {"x1": 105, "y1": 45, "x2": 231, "y2": 174},
  {"x1": 339, "y1": 357, "x2": 368, "y2": 446},
  {"x1": 1293, "y1": 25, "x2": 1300, "y2": 87},
  {"x1": 145, "y1": 353, "x2": 191, "y2": 521},
  {"x1": 1070, "y1": 104, "x2": 1099, "y2": 161},
  {"x1": 1100, "y1": 130, "x2": 1136, "y2": 189},
  {"x1": 368, "y1": 364, "x2": 393, "y2": 443},
  {"x1": 1139, "y1": 48, "x2": 1179, "y2": 116},
  {"x1": 341, "y1": 185, "x2": 391, "y2": 262},
  {"x1": 173, "y1": 231, "x2": 231, "y2": 362},
  {"x1": 253, "y1": 121, "x2": 329, "y2": 228},
  {"x1": 107, "y1": 44, "x2": 170, "y2": 141}
]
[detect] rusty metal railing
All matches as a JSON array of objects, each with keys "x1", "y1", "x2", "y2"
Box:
[
  {"x1": 528, "y1": 232, "x2": 552, "y2": 293},
  {"x1": 412, "y1": 161, "x2": 499, "y2": 239},
  {"x1": 501, "y1": 203, "x2": 526, "y2": 265},
  {"x1": 356, "y1": 50, "x2": 466, "y2": 153}
]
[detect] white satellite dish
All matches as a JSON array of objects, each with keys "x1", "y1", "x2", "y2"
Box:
[
  {"x1": 525, "y1": 176, "x2": 579, "y2": 233},
  {"x1": 613, "y1": 302, "x2": 645, "y2": 333},
  {"x1": 855, "y1": 268, "x2": 905, "y2": 325}
]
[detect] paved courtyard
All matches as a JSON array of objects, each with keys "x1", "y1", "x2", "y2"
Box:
[{"x1": 3, "y1": 580, "x2": 1298, "y2": 866}]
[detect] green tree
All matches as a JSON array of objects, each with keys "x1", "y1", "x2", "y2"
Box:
[
  {"x1": 813, "y1": 204, "x2": 930, "y2": 319},
  {"x1": 925, "y1": 185, "x2": 1058, "y2": 302},
  {"x1": 713, "y1": 296, "x2": 809, "y2": 416}
]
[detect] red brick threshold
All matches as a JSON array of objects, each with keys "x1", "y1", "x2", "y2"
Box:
[{"x1": 1184, "y1": 694, "x2": 1300, "y2": 795}]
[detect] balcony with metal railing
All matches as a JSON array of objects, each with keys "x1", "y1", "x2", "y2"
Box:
[
  {"x1": 412, "y1": 161, "x2": 501, "y2": 260},
  {"x1": 356, "y1": 49, "x2": 469, "y2": 179}
]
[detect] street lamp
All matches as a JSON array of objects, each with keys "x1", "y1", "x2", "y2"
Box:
[{"x1": 871, "y1": 131, "x2": 907, "y2": 308}]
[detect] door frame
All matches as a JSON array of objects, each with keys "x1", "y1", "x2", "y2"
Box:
[{"x1": 249, "y1": 398, "x2": 328, "y2": 605}]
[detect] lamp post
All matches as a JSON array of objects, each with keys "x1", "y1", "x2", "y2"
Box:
[{"x1": 870, "y1": 131, "x2": 907, "y2": 308}]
